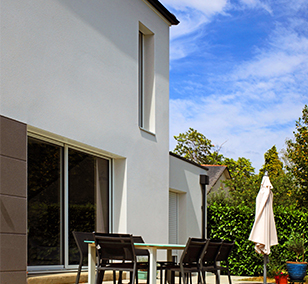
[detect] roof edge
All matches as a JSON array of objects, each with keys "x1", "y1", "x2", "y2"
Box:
[
  {"x1": 169, "y1": 152, "x2": 209, "y2": 171},
  {"x1": 146, "y1": 0, "x2": 179, "y2": 25}
]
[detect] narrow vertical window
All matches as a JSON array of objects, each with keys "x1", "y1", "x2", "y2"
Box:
[
  {"x1": 138, "y1": 23, "x2": 155, "y2": 133},
  {"x1": 139, "y1": 31, "x2": 144, "y2": 128},
  {"x1": 169, "y1": 191, "x2": 179, "y2": 261}
]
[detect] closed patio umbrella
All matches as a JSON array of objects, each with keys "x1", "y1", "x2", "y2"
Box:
[{"x1": 249, "y1": 172, "x2": 278, "y2": 284}]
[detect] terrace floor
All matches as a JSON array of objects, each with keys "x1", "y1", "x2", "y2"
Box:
[{"x1": 27, "y1": 272, "x2": 273, "y2": 284}]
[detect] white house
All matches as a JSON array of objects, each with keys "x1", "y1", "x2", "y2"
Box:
[{"x1": 0, "y1": 0, "x2": 207, "y2": 282}]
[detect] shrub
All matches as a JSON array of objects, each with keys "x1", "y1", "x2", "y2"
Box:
[{"x1": 207, "y1": 202, "x2": 308, "y2": 276}]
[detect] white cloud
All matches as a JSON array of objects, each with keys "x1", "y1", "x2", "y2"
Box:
[
  {"x1": 167, "y1": 0, "x2": 308, "y2": 170},
  {"x1": 169, "y1": 22, "x2": 308, "y2": 171},
  {"x1": 238, "y1": 0, "x2": 272, "y2": 13},
  {"x1": 233, "y1": 52, "x2": 305, "y2": 79},
  {"x1": 164, "y1": 0, "x2": 276, "y2": 60},
  {"x1": 169, "y1": 94, "x2": 303, "y2": 171},
  {"x1": 163, "y1": 0, "x2": 229, "y2": 15},
  {"x1": 163, "y1": 0, "x2": 229, "y2": 40}
]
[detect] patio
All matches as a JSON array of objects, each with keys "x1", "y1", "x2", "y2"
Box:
[{"x1": 27, "y1": 272, "x2": 267, "y2": 284}]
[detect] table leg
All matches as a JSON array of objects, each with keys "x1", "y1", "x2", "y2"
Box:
[
  {"x1": 166, "y1": 249, "x2": 173, "y2": 284},
  {"x1": 148, "y1": 247, "x2": 157, "y2": 284},
  {"x1": 88, "y1": 243, "x2": 96, "y2": 284}
]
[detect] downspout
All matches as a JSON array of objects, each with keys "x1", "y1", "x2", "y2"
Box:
[{"x1": 200, "y1": 175, "x2": 209, "y2": 239}]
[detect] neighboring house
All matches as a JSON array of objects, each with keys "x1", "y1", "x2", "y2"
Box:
[
  {"x1": 169, "y1": 152, "x2": 208, "y2": 261},
  {"x1": 205, "y1": 165, "x2": 231, "y2": 198},
  {"x1": 0, "y1": 0, "x2": 207, "y2": 282}
]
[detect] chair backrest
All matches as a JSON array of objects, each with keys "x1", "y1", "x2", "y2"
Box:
[
  {"x1": 180, "y1": 238, "x2": 208, "y2": 265},
  {"x1": 216, "y1": 240, "x2": 234, "y2": 262},
  {"x1": 133, "y1": 236, "x2": 149, "y2": 257},
  {"x1": 94, "y1": 232, "x2": 136, "y2": 262},
  {"x1": 73, "y1": 231, "x2": 95, "y2": 256},
  {"x1": 202, "y1": 239, "x2": 223, "y2": 264}
]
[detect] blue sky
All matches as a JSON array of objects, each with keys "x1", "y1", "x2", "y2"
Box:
[{"x1": 162, "y1": 0, "x2": 308, "y2": 171}]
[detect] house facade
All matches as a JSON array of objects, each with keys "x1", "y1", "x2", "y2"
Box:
[{"x1": 0, "y1": 0, "x2": 207, "y2": 283}]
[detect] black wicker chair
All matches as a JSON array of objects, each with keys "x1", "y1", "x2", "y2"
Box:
[
  {"x1": 201, "y1": 240, "x2": 223, "y2": 284},
  {"x1": 94, "y1": 233, "x2": 138, "y2": 284},
  {"x1": 163, "y1": 238, "x2": 208, "y2": 284},
  {"x1": 133, "y1": 236, "x2": 150, "y2": 284},
  {"x1": 202, "y1": 240, "x2": 234, "y2": 284},
  {"x1": 72, "y1": 231, "x2": 95, "y2": 284}
]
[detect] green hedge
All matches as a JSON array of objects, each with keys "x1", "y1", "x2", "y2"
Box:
[{"x1": 207, "y1": 203, "x2": 308, "y2": 276}]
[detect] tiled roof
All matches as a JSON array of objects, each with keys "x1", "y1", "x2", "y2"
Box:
[{"x1": 202, "y1": 165, "x2": 231, "y2": 193}]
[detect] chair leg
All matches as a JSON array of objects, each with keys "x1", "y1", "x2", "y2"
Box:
[
  {"x1": 197, "y1": 272, "x2": 202, "y2": 284},
  {"x1": 75, "y1": 257, "x2": 83, "y2": 284},
  {"x1": 201, "y1": 271, "x2": 206, "y2": 284},
  {"x1": 215, "y1": 271, "x2": 220, "y2": 284},
  {"x1": 227, "y1": 271, "x2": 232, "y2": 284},
  {"x1": 95, "y1": 270, "x2": 105, "y2": 284},
  {"x1": 118, "y1": 271, "x2": 123, "y2": 284},
  {"x1": 131, "y1": 269, "x2": 137, "y2": 284},
  {"x1": 113, "y1": 271, "x2": 117, "y2": 284},
  {"x1": 171, "y1": 271, "x2": 175, "y2": 284},
  {"x1": 164, "y1": 270, "x2": 168, "y2": 284}
]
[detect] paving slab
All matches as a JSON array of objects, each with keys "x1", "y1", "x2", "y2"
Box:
[{"x1": 27, "y1": 272, "x2": 266, "y2": 284}]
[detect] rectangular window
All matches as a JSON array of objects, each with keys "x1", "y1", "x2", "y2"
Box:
[
  {"x1": 28, "y1": 137, "x2": 110, "y2": 268},
  {"x1": 169, "y1": 191, "x2": 178, "y2": 245},
  {"x1": 169, "y1": 191, "x2": 179, "y2": 261},
  {"x1": 139, "y1": 31, "x2": 144, "y2": 128},
  {"x1": 138, "y1": 23, "x2": 155, "y2": 133}
]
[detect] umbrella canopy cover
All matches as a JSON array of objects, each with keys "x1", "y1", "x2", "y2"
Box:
[{"x1": 249, "y1": 175, "x2": 278, "y2": 255}]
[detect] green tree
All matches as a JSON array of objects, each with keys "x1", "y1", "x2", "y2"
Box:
[
  {"x1": 222, "y1": 157, "x2": 260, "y2": 207},
  {"x1": 286, "y1": 105, "x2": 308, "y2": 208},
  {"x1": 260, "y1": 145, "x2": 284, "y2": 177},
  {"x1": 260, "y1": 145, "x2": 295, "y2": 207},
  {"x1": 172, "y1": 128, "x2": 224, "y2": 164}
]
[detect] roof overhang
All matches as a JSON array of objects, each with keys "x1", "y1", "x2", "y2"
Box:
[
  {"x1": 169, "y1": 152, "x2": 209, "y2": 171},
  {"x1": 146, "y1": 0, "x2": 179, "y2": 25}
]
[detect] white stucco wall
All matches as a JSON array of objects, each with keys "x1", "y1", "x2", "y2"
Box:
[
  {"x1": 1, "y1": 0, "x2": 171, "y2": 243},
  {"x1": 169, "y1": 154, "x2": 208, "y2": 244}
]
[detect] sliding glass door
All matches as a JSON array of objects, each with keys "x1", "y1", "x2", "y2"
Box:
[{"x1": 27, "y1": 137, "x2": 110, "y2": 268}]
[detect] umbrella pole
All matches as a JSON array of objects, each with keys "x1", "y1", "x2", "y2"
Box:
[{"x1": 263, "y1": 254, "x2": 268, "y2": 284}]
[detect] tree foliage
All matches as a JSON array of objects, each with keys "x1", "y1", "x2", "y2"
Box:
[
  {"x1": 221, "y1": 157, "x2": 260, "y2": 208},
  {"x1": 260, "y1": 145, "x2": 284, "y2": 177},
  {"x1": 260, "y1": 146, "x2": 296, "y2": 208},
  {"x1": 173, "y1": 106, "x2": 308, "y2": 209},
  {"x1": 286, "y1": 105, "x2": 308, "y2": 208},
  {"x1": 172, "y1": 127, "x2": 223, "y2": 164}
]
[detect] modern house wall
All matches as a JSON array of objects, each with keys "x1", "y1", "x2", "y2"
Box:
[
  {"x1": 0, "y1": 0, "x2": 207, "y2": 281},
  {"x1": 2, "y1": 0, "x2": 171, "y2": 240},
  {"x1": 169, "y1": 153, "x2": 208, "y2": 244}
]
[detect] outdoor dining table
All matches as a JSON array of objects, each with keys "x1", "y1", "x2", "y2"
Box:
[{"x1": 85, "y1": 241, "x2": 186, "y2": 284}]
